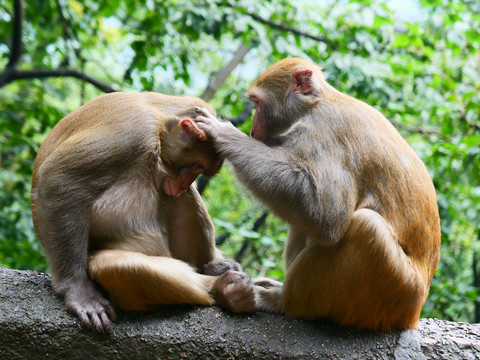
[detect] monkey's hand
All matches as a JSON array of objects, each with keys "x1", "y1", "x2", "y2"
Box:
[
  {"x1": 194, "y1": 106, "x2": 246, "y2": 144},
  {"x1": 201, "y1": 258, "x2": 243, "y2": 276},
  {"x1": 213, "y1": 270, "x2": 255, "y2": 313},
  {"x1": 64, "y1": 279, "x2": 116, "y2": 333}
]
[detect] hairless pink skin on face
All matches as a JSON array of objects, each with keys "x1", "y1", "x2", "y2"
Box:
[{"x1": 162, "y1": 165, "x2": 205, "y2": 197}]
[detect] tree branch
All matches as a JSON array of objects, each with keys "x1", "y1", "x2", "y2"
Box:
[
  {"x1": 458, "y1": 109, "x2": 480, "y2": 133},
  {"x1": 230, "y1": 101, "x2": 255, "y2": 127},
  {"x1": 8, "y1": 0, "x2": 23, "y2": 68},
  {"x1": 0, "y1": 68, "x2": 117, "y2": 92},
  {"x1": 221, "y1": 2, "x2": 338, "y2": 50},
  {"x1": 201, "y1": 42, "x2": 251, "y2": 102},
  {"x1": 474, "y1": 230, "x2": 480, "y2": 323},
  {"x1": 235, "y1": 211, "x2": 268, "y2": 263},
  {"x1": 0, "y1": 0, "x2": 117, "y2": 93},
  {"x1": 391, "y1": 119, "x2": 441, "y2": 137}
]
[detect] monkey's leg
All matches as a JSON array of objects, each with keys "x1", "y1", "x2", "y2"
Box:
[
  {"x1": 280, "y1": 208, "x2": 427, "y2": 332},
  {"x1": 89, "y1": 249, "x2": 216, "y2": 311},
  {"x1": 89, "y1": 249, "x2": 255, "y2": 313},
  {"x1": 33, "y1": 139, "x2": 119, "y2": 332}
]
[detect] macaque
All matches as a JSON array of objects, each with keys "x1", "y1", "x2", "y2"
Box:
[
  {"x1": 194, "y1": 58, "x2": 441, "y2": 332},
  {"x1": 31, "y1": 92, "x2": 254, "y2": 333}
]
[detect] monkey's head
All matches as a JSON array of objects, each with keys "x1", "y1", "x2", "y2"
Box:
[
  {"x1": 246, "y1": 58, "x2": 323, "y2": 143},
  {"x1": 159, "y1": 118, "x2": 223, "y2": 196}
]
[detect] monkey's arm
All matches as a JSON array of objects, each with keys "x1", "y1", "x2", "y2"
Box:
[
  {"x1": 34, "y1": 161, "x2": 115, "y2": 331},
  {"x1": 166, "y1": 185, "x2": 216, "y2": 267},
  {"x1": 32, "y1": 129, "x2": 147, "y2": 331},
  {"x1": 166, "y1": 185, "x2": 243, "y2": 273},
  {"x1": 195, "y1": 109, "x2": 356, "y2": 244}
]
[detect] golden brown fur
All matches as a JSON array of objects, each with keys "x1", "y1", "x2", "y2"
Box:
[
  {"x1": 195, "y1": 58, "x2": 441, "y2": 332},
  {"x1": 88, "y1": 250, "x2": 217, "y2": 311},
  {"x1": 32, "y1": 92, "x2": 254, "y2": 332}
]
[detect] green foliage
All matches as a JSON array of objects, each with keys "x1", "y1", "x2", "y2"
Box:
[
  {"x1": 0, "y1": 86, "x2": 57, "y2": 270},
  {"x1": 0, "y1": 0, "x2": 479, "y2": 322},
  {"x1": 203, "y1": 165, "x2": 288, "y2": 279}
]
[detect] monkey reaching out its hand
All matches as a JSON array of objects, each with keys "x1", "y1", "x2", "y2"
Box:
[{"x1": 194, "y1": 58, "x2": 441, "y2": 332}]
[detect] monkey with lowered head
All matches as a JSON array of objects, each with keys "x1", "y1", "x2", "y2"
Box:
[{"x1": 31, "y1": 92, "x2": 254, "y2": 332}]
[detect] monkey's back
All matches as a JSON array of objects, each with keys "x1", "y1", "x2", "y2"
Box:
[
  {"x1": 31, "y1": 92, "x2": 212, "y2": 232},
  {"x1": 337, "y1": 96, "x2": 441, "y2": 280},
  {"x1": 33, "y1": 93, "x2": 210, "y2": 170}
]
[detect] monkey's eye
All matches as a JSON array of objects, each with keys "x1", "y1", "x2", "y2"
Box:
[{"x1": 195, "y1": 164, "x2": 206, "y2": 171}]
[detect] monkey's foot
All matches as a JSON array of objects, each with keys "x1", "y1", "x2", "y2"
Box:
[
  {"x1": 251, "y1": 277, "x2": 283, "y2": 313},
  {"x1": 64, "y1": 280, "x2": 116, "y2": 333},
  {"x1": 202, "y1": 258, "x2": 242, "y2": 276},
  {"x1": 214, "y1": 270, "x2": 255, "y2": 313},
  {"x1": 253, "y1": 277, "x2": 283, "y2": 289}
]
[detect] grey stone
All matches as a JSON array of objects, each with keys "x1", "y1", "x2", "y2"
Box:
[{"x1": 1, "y1": 268, "x2": 478, "y2": 359}]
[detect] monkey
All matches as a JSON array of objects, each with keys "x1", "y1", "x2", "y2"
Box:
[
  {"x1": 194, "y1": 57, "x2": 441, "y2": 332},
  {"x1": 31, "y1": 92, "x2": 255, "y2": 333}
]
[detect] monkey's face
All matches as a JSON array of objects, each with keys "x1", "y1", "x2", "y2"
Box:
[
  {"x1": 247, "y1": 88, "x2": 289, "y2": 144},
  {"x1": 161, "y1": 139, "x2": 223, "y2": 197},
  {"x1": 247, "y1": 58, "x2": 322, "y2": 144},
  {"x1": 246, "y1": 59, "x2": 304, "y2": 143},
  {"x1": 161, "y1": 164, "x2": 204, "y2": 197},
  {"x1": 248, "y1": 92, "x2": 266, "y2": 141},
  {"x1": 157, "y1": 117, "x2": 223, "y2": 197}
]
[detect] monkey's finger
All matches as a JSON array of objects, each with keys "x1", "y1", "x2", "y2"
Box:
[
  {"x1": 253, "y1": 277, "x2": 283, "y2": 288},
  {"x1": 97, "y1": 296, "x2": 117, "y2": 322},
  {"x1": 194, "y1": 106, "x2": 220, "y2": 122},
  {"x1": 98, "y1": 310, "x2": 112, "y2": 333},
  {"x1": 193, "y1": 115, "x2": 210, "y2": 124},
  {"x1": 88, "y1": 310, "x2": 109, "y2": 334},
  {"x1": 194, "y1": 106, "x2": 210, "y2": 117},
  {"x1": 75, "y1": 308, "x2": 94, "y2": 330},
  {"x1": 104, "y1": 303, "x2": 117, "y2": 322},
  {"x1": 194, "y1": 121, "x2": 214, "y2": 139}
]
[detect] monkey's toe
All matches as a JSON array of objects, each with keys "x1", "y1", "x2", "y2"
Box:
[{"x1": 253, "y1": 277, "x2": 283, "y2": 289}]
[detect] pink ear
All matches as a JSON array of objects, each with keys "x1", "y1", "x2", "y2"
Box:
[
  {"x1": 180, "y1": 119, "x2": 207, "y2": 141},
  {"x1": 292, "y1": 69, "x2": 313, "y2": 94}
]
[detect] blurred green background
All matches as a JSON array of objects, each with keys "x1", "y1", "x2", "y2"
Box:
[{"x1": 0, "y1": 0, "x2": 479, "y2": 323}]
